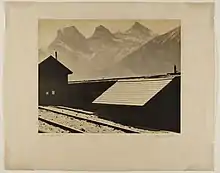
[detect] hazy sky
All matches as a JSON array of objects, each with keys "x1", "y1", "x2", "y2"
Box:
[{"x1": 38, "y1": 19, "x2": 180, "y2": 49}]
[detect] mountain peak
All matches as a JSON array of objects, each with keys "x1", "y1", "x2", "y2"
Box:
[
  {"x1": 56, "y1": 26, "x2": 86, "y2": 40},
  {"x1": 50, "y1": 25, "x2": 92, "y2": 54},
  {"x1": 64, "y1": 26, "x2": 84, "y2": 37},
  {"x1": 133, "y1": 22, "x2": 145, "y2": 29},
  {"x1": 125, "y1": 22, "x2": 155, "y2": 41},
  {"x1": 91, "y1": 25, "x2": 115, "y2": 39},
  {"x1": 96, "y1": 25, "x2": 107, "y2": 30},
  {"x1": 128, "y1": 22, "x2": 151, "y2": 32}
]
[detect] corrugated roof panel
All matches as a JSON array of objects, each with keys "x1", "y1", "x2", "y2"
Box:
[{"x1": 93, "y1": 78, "x2": 173, "y2": 106}]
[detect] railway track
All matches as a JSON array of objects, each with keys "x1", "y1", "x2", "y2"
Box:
[
  {"x1": 39, "y1": 117, "x2": 83, "y2": 133},
  {"x1": 56, "y1": 106, "x2": 94, "y2": 115},
  {"x1": 38, "y1": 106, "x2": 141, "y2": 133}
]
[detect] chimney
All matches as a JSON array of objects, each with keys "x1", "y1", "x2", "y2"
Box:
[
  {"x1": 55, "y1": 51, "x2": 58, "y2": 60},
  {"x1": 174, "y1": 65, "x2": 177, "y2": 74}
]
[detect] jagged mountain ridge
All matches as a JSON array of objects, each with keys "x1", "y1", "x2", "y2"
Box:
[
  {"x1": 115, "y1": 22, "x2": 155, "y2": 43},
  {"x1": 85, "y1": 23, "x2": 156, "y2": 71},
  {"x1": 39, "y1": 23, "x2": 180, "y2": 80}
]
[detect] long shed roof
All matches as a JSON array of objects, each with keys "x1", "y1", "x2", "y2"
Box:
[{"x1": 92, "y1": 76, "x2": 175, "y2": 106}]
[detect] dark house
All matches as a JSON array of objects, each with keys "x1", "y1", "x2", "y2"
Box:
[{"x1": 38, "y1": 53, "x2": 73, "y2": 106}]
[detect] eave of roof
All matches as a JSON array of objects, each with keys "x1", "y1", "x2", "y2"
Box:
[{"x1": 68, "y1": 73, "x2": 180, "y2": 84}]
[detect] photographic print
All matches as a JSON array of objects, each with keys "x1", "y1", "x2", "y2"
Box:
[
  {"x1": 38, "y1": 19, "x2": 181, "y2": 134},
  {"x1": 5, "y1": 2, "x2": 214, "y2": 170}
]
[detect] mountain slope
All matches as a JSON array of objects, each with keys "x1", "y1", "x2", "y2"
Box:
[
  {"x1": 111, "y1": 26, "x2": 181, "y2": 76},
  {"x1": 115, "y1": 22, "x2": 155, "y2": 43}
]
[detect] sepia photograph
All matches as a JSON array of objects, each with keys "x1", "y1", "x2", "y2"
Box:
[
  {"x1": 38, "y1": 19, "x2": 181, "y2": 134},
  {"x1": 4, "y1": 2, "x2": 215, "y2": 170}
]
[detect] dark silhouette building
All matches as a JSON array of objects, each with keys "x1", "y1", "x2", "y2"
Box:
[
  {"x1": 38, "y1": 54, "x2": 180, "y2": 133},
  {"x1": 39, "y1": 54, "x2": 73, "y2": 105},
  {"x1": 93, "y1": 76, "x2": 181, "y2": 132},
  {"x1": 66, "y1": 75, "x2": 180, "y2": 133}
]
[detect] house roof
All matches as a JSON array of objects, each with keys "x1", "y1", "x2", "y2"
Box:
[
  {"x1": 92, "y1": 76, "x2": 176, "y2": 106},
  {"x1": 39, "y1": 55, "x2": 73, "y2": 75}
]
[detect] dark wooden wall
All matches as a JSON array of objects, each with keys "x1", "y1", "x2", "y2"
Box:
[
  {"x1": 64, "y1": 81, "x2": 116, "y2": 110},
  {"x1": 39, "y1": 74, "x2": 69, "y2": 106}
]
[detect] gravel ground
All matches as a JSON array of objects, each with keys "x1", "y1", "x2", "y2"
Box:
[
  {"x1": 39, "y1": 109, "x2": 125, "y2": 133},
  {"x1": 39, "y1": 120, "x2": 70, "y2": 133},
  {"x1": 38, "y1": 107, "x2": 171, "y2": 134},
  {"x1": 42, "y1": 106, "x2": 151, "y2": 133}
]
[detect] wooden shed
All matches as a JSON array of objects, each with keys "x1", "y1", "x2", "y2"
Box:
[
  {"x1": 38, "y1": 53, "x2": 73, "y2": 105},
  {"x1": 92, "y1": 75, "x2": 181, "y2": 133}
]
